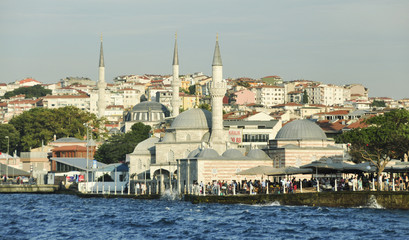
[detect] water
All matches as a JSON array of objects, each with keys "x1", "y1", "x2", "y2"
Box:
[{"x1": 1, "y1": 194, "x2": 409, "y2": 240}]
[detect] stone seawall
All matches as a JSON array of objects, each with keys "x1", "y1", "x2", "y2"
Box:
[
  {"x1": 184, "y1": 192, "x2": 409, "y2": 210},
  {"x1": 0, "y1": 185, "x2": 60, "y2": 193}
]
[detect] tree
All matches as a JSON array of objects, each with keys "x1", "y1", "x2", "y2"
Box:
[
  {"x1": 94, "y1": 122, "x2": 151, "y2": 164},
  {"x1": 9, "y1": 106, "x2": 104, "y2": 152},
  {"x1": 0, "y1": 124, "x2": 19, "y2": 155},
  {"x1": 198, "y1": 103, "x2": 211, "y2": 112},
  {"x1": 336, "y1": 109, "x2": 409, "y2": 190},
  {"x1": 237, "y1": 81, "x2": 250, "y2": 88},
  {"x1": 302, "y1": 90, "x2": 308, "y2": 104},
  {"x1": 371, "y1": 100, "x2": 386, "y2": 108},
  {"x1": 3, "y1": 85, "x2": 52, "y2": 99},
  {"x1": 188, "y1": 85, "x2": 196, "y2": 95}
]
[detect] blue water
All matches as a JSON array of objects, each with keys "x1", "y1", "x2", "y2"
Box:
[{"x1": 1, "y1": 194, "x2": 409, "y2": 240}]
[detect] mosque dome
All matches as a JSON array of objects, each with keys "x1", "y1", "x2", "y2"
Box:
[
  {"x1": 187, "y1": 148, "x2": 202, "y2": 158},
  {"x1": 170, "y1": 108, "x2": 212, "y2": 130},
  {"x1": 132, "y1": 137, "x2": 159, "y2": 155},
  {"x1": 125, "y1": 101, "x2": 170, "y2": 122},
  {"x1": 222, "y1": 149, "x2": 246, "y2": 159},
  {"x1": 275, "y1": 119, "x2": 327, "y2": 141},
  {"x1": 247, "y1": 149, "x2": 270, "y2": 160},
  {"x1": 196, "y1": 148, "x2": 220, "y2": 159}
]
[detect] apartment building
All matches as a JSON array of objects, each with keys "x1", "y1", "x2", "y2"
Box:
[
  {"x1": 251, "y1": 85, "x2": 285, "y2": 107},
  {"x1": 42, "y1": 95, "x2": 90, "y2": 110},
  {"x1": 306, "y1": 84, "x2": 344, "y2": 106}
]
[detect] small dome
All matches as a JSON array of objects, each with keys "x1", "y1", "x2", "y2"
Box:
[
  {"x1": 170, "y1": 108, "x2": 212, "y2": 130},
  {"x1": 197, "y1": 148, "x2": 220, "y2": 159},
  {"x1": 222, "y1": 149, "x2": 246, "y2": 159},
  {"x1": 187, "y1": 148, "x2": 201, "y2": 158},
  {"x1": 275, "y1": 119, "x2": 327, "y2": 141},
  {"x1": 247, "y1": 149, "x2": 270, "y2": 160},
  {"x1": 108, "y1": 128, "x2": 121, "y2": 134},
  {"x1": 162, "y1": 132, "x2": 175, "y2": 142},
  {"x1": 132, "y1": 137, "x2": 159, "y2": 154}
]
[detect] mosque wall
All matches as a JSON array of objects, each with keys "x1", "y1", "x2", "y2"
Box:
[
  {"x1": 179, "y1": 159, "x2": 274, "y2": 186},
  {"x1": 128, "y1": 153, "x2": 152, "y2": 178},
  {"x1": 174, "y1": 129, "x2": 209, "y2": 142},
  {"x1": 155, "y1": 142, "x2": 202, "y2": 165},
  {"x1": 270, "y1": 139, "x2": 336, "y2": 148}
]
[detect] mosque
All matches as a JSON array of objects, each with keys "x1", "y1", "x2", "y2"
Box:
[{"x1": 95, "y1": 35, "x2": 344, "y2": 193}]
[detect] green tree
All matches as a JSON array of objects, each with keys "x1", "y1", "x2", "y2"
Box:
[
  {"x1": 336, "y1": 109, "x2": 409, "y2": 190},
  {"x1": 188, "y1": 85, "x2": 196, "y2": 95},
  {"x1": 237, "y1": 81, "x2": 250, "y2": 88},
  {"x1": 94, "y1": 122, "x2": 151, "y2": 164},
  {"x1": 198, "y1": 103, "x2": 211, "y2": 111},
  {"x1": 9, "y1": 106, "x2": 104, "y2": 152},
  {"x1": 302, "y1": 90, "x2": 308, "y2": 104},
  {"x1": 0, "y1": 124, "x2": 20, "y2": 155},
  {"x1": 3, "y1": 85, "x2": 52, "y2": 99},
  {"x1": 371, "y1": 100, "x2": 386, "y2": 108}
]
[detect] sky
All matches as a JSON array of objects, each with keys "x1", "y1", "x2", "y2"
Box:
[{"x1": 0, "y1": 0, "x2": 408, "y2": 99}]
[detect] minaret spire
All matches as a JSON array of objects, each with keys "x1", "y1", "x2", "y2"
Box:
[
  {"x1": 171, "y1": 32, "x2": 181, "y2": 117},
  {"x1": 212, "y1": 34, "x2": 222, "y2": 66},
  {"x1": 173, "y1": 32, "x2": 179, "y2": 65},
  {"x1": 97, "y1": 34, "x2": 107, "y2": 119},
  {"x1": 99, "y1": 33, "x2": 104, "y2": 67}
]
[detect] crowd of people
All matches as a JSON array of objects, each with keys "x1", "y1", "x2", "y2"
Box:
[{"x1": 188, "y1": 173, "x2": 409, "y2": 195}]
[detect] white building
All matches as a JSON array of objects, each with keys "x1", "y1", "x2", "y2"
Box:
[{"x1": 251, "y1": 85, "x2": 285, "y2": 107}]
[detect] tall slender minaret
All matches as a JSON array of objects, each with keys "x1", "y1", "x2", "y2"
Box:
[
  {"x1": 97, "y1": 34, "x2": 107, "y2": 118},
  {"x1": 209, "y1": 35, "x2": 227, "y2": 148},
  {"x1": 171, "y1": 33, "x2": 180, "y2": 117}
]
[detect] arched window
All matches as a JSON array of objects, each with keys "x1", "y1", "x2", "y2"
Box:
[{"x1": 186, "y1": 134, "x2": 191, "y2": 141}]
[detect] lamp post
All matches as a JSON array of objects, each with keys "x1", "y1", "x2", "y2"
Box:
[{"x1": 5, "y1": 136, "x2": 9, "y2": 180}]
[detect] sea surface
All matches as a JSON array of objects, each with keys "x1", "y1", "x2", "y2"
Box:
[{"x1": 1, "y1": 193, "x2": 409, "y2": 240}]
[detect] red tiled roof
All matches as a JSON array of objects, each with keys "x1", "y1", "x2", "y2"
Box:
[
  {"x1": 316, "y1": 120, "x2": 345, "y2": 132},
  {"x1": 346, "y1": 119, "x2": 369, "y2": 129},
  {"x1": 18, "y1": 78, "x2": 41, "y2": 84},
  {"x1": 325, "y1": 110, "x2": 350, "y2": 115}
]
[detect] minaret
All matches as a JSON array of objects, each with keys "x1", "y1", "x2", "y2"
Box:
[
  {"x1": 209, "y1": 35, "x2": 227, "y2": 149},
  {"x1": 171, "y1": 33, "x2": 180, "y2": 117},
  {"x1": 97, "y1": 34, "x2": 107, "y2": 118}
]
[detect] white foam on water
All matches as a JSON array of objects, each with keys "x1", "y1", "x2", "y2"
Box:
[
  {"x1": 366, "y1": 195, "x2": 384, "y2": 209},
  {"x1": 355, "y1": 195, "x2": 384, "y2": 209},
  {"x1": 160, "y1": 189, "x2": 181, "y2": 201}
]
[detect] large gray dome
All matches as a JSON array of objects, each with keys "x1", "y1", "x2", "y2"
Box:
[
  {"x1": 170, "y1": 108, "x2": 212, "y2": 130},
  {"x1": 125, "y1": 101, "x2": 170, "y2": 122},
  {"x1": 132, "y1": 101, "x2": 169, "y2": 113},
  {"x1": 276, "y1": 119, "x2": 327, "y2": 141}
]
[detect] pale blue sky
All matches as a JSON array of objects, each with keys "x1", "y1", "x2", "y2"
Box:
[{"x1": 1, "y1": 0, "x2": 408, "y2": 99}]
